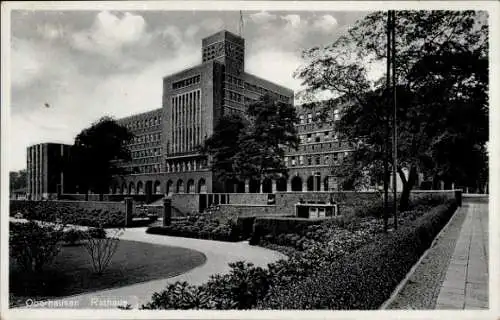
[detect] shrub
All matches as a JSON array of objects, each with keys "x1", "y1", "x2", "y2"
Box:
[
  {"x1": 203, "y1": 261, "x2": 271, "y2": 309},
  {"x1": 83, "y1": 228, "x2": 123, "y2": 275},
  {"x1": 87, "y1": 227, "x2": 107, "y2": 239},
  {"x1": 142, "y1": 262, "x2": 271, "y2": 310},
  {"x1": 9, "y1": 221, "x2": 65, "y2": 273},
  {"x1": 9, "y1": 200, "x2": 127, "y2": 228},
  {"x1": 353, "y1": 199, "x2": 385, "y2": 218},
  {"x1": 142, "y1": 281, "x2": 215, "y2": 310},
  {"x1": 252, "y1": 217, "x2": 322, "y2": 238},
  {"x1": 63, "y1": 228, "x2": 86, "y2": 246},
  {"x1": 235, "y1": 216, "x2": 256, "y2": 240},
  {"x1": 258, "y1": 200, "x2": 457, "y2": 309}
]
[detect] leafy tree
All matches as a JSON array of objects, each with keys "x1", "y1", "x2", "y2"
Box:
[
  {"x1": 295, "y1": 10, "x2": 488, "y2": 210},
  {"x1": 68, "y1": 116, "x2": 134, "y2": 199},
  {"x1": 10, "y1": 170, "x2": 27, "y2": 191},
  {"x1": 204, "y1": 94, "x2": 299, "y2": 186},
  {"x1": 203, "y1": 114, "x2": 249, "y2": 184},
  {"x1": 234, "y1": 95, "x2": 300, "y2": 181}
]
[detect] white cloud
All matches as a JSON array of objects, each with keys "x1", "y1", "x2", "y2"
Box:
[
  {"x1": 36, "y1": 23, "x2": 65, "y2": 40},
  {"x1": 200, "y1": 17, "x2": 225, "y2": 32},
  {"x1": 312, "y1": 15, "x2": 339, "y2": 33},
  {"x1": 246, "y1": 50, "x2": 303, "y2": 94},
  {"x1": 185, "y1": 25, "x2": 200, "y2": 38},
  {"x1": 281, "y1": 14, "x2": 302, "y2": 29},
  {"x1": 249, "y1": 11, "x2": 277, "y2": 25},
  {"x1": 9, "y1": 40, "x2": 201, "y2": 171},
  {"x1": 158, "y1": 25, "x2": 184, "y2": 47},
  {"x1": 71, "y1": 11, "x2": 150, "y2": 57},
  {"x1": 11, "y1": 39, "x2": 44, "y2": 88}
]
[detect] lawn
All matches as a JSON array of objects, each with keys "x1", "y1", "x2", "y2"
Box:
[{"x1": 10, "y1": 240, "x2": 206, "y2": 306}]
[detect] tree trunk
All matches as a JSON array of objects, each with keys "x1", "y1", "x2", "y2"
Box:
[{"x1": 399, "y1": 166, "x2": 418, "y2": 212}]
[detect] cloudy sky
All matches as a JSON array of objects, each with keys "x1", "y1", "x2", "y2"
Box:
[{"x1": 9, "y1": 9, "x2": 369, "y2": 171}]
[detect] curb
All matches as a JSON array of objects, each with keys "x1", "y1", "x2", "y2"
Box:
[{"x1": 379, "y1": 205, "x2": 462, "y2": 310}]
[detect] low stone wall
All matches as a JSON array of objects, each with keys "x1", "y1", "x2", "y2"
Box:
[
  {"x1": 216, "y1": 204, "x2": 285, "y2": 220},
  {"x1": 274, "y1": 191, "x2": 381, "y2": 216},
  {"x1": 171, "y1": 194, "x2": 200, "y2": 215},
  {"x1": 170, "y1": 190, "x2": 460, "y2": 219},
  {"x1": 59, "y1": 194, "x2": 99, "y2": 201},
  {"x1": 409, "y1": 190, "x2": 457, "y2": 201},
  {"x1": 225, "y1": 193, "x2": 269, "y2": 204}
]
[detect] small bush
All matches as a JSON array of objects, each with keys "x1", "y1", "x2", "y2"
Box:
[
  {"x1": 9, "y1": 221, "x2": 65, "y2": 273},
  {"x1": 63, "y1": 228, "x2": 86, "y2": 246},
  {"x1": 87, "y1": 227, "x2": 107, "y2": 239},
  {"x1": 142, "y1": 262, "x2": 271, "y2": 310},
  {"x1": 203, "y1": 261, "x2": 271, "y2": 309},
  {"x1": 83, "y1": 228, "x2": 123, "y2": 275},
  {"x1": 236, "y1": 216, "x2": 256, "y2": 240},
  {"x1": 354, "y1": 200, "x2": 385, "y2": 218},
  {"x1": 142, "y1": 281, "x2": 215, "y2": 310}
]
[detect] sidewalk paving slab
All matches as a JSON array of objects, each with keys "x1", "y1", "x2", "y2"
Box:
[{"x1": 435, "y1": 200, "x2": 489, "y2": 310}]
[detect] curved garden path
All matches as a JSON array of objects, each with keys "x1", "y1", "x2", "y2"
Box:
[{"x1": 23, "y1": 227, "x2": 286, "y2": 309}]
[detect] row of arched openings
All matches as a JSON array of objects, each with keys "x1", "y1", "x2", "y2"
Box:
[
  {"x1": 112, "y1": 179, "x2": 208, "y2": 195},
  {"x1": 111, "y1": 175, "x2": 335, "y2": 194},
  {"x1": 220, "y1": 175, "x2": 333, "y2": 193}
]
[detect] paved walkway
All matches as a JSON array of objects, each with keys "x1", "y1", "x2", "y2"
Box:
[
  {"x1": 18, "y1": 227, "x2": 286, "y2": 309},
  {"x1": 435, "y1": 199, "x2": 489, "y2": 309}
]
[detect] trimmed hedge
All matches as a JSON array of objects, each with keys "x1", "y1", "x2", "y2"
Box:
[
  {"x1": 10, "y1": 201, "x2": 126, "y2": 228},
  {"x1": 257, "y1": 200, "x2": 458, "y2": 309},
  {"x1": 146, "y1": 215, "x2": 242, "y2": 242},
  {"x1": 253, "y1": 217, "x2": 324, "y2": 237},
  {"x1": 146, "y1": 225, "x2": 241, "y2": 242},
  {"x1": 146, "y1": 216, "x2": 260, "y2": 242}
]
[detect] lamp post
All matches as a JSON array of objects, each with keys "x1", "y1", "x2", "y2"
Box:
[
  {"x1": 383, "y1": 10, "x2": 391, "y2": 233},
  {"x1": 391, "y1": 10, "x2": 398, "y2": 230}
]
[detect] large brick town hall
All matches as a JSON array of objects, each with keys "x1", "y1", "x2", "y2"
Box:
[{"x1": 27, "y1": 30, "x2": 360, "y2": 201}]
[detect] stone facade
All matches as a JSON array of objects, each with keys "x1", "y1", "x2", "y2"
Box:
[
  {"x1": 110, "y1": 30, "x2": 294, "y2": 199},
  {"x1": 26, "y1": 143, "x2": 73, "y2": 200},
  {"x1": 283, "y1": 100, "x2": 356, "y2": 193}
]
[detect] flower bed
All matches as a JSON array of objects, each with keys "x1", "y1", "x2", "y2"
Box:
[
  {"x1": 257, "y1": 201, "x2": 458, "y2": 309},
  {"x1": 253, "y1": 196, "x2": 445, "y2": 254},
  {"x1": 10, "y1": 200, "x2": 126, "y2": 228},
  {"x1": 142, "y1": 197, "x2": 457, "y2": 310}
]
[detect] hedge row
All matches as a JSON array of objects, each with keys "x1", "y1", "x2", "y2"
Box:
[
  {"x1": 147, "y1": 225, "x2": 241, "y2": 242},
  {"x1": 257, "y1": 200, "x2": 458, "y2": 309},
  {"x1": 146, "y1": 215, "x2": 243, "y2": 242},
  {"x1": 146, "y1": 216, "x2": 261, "y2": 242},
  {"x1": 10, "y1": 200, "x2": 126, "y2": 228},
  {"x1": 253, "y1": 217, "x2": 325, "y2": 237}
]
